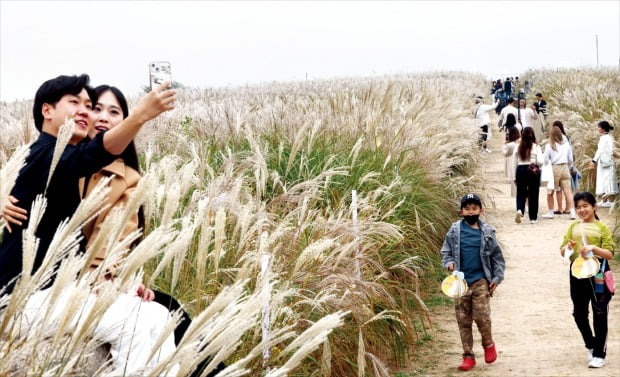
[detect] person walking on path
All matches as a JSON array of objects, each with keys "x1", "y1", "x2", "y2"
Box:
[
  {"x1": 514, "y1": 127, "x2": 543, "y2": 224},
  {"x1": 502, "y1": 126, "x2": 521, "y2": 197},
  {"x1": 499, "y1": 98, "x2": 519, "y2": 131},
  {"x1": 517, "y1": 98, "x2": 538, "y2": 131},
  {"x1": 474, "y1": 96, "x2": 499, "y2": 153},
  {"x1": 534, "y1": 93, "x2": 547, "y2": 118},
  {"x1": 441, "y1": 194, "x2": 505, "y2": 371},
  {"x1": 560, "y1": 191, "x2": 615, "y2": 369},
  {"x1": 551, "y1": 121, "x2": 578, "y2": 212},
  {"x1": 541, "y1": 125, "x2": 576, "y2": 220},
  {"x1": 589, "y1": 120, "x2": 618, "y2": 207}
]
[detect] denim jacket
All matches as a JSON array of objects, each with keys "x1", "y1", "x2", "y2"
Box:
[{"x1": 440, "y1": 220, "x2": 505, "y2": 285}]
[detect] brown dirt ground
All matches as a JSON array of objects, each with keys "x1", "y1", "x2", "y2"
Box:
[{"x1": 403, "y1": 125, "x2": 620, "y2": 377}]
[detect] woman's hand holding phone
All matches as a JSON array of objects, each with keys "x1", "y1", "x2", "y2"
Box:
[{"x1": 133, "y1": 82, "x2": 177, "y2": 123}]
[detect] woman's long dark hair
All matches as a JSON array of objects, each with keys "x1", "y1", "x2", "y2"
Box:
[
  {"x1": 94, "y1": 86, "x2": 141, "y2": 174},
  {"x1": 507, "y1": 126, "x2": 520, "y2": 142},
  {"x1": 518, "y1": 127, "x2": 536, "y2": 161},
  {"x1": 552, "y1": 120, "x2": 567, "y2": 136},
  {"x1": 598, "y1": 120, "x2": 614, "y2": 132},
  {"x1": 573, "y1": 191, "x2": 599, "y2": 220},
  {"x1": 93, "y1": 85, "x2": 146, "y2": 239},
  {"x1": 506, "y1": 113, "x2": 517, "y2": 128}
]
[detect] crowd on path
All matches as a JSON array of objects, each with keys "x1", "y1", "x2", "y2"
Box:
[{"x1": 451, "y1": 78, "x2": 617, "y2": 372}]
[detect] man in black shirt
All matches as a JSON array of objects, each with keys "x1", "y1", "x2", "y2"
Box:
[
  {"x1": 0, "y1": 74, "x2": 176, "y2": 293},
  {"x1": 534, "y1": 93, "x2": 547, "y2": 117}
]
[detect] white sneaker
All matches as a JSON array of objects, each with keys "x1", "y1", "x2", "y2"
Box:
[
  {"x1": 588, "y1": 357, "x2": 606, "y2": 368},
  {"x1": 530, "y1": 219, "x2": 538, "y2": 224},
  {"x1": 599, "y1": 201, "x2": 613, "y2": 208},
  {"x1": 484, "y1": 148, "x2": 491, "y2": 153},
  {"x1": 587, "y1": 349, "x2": 593, "y2": 362},
  {"x1": 541, "y1": 211, "x2": 554, "y2": 219},
  {"x1": 569, "y1": 208, "x2": 576, "y2": 220},
  {"x1": 515, "y1": 210, "x2": 523, "y2": 223}
]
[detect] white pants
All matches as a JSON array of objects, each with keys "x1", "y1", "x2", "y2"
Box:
[{"x1": 20, "y1": 287, "x2": 179, "y2": 376}]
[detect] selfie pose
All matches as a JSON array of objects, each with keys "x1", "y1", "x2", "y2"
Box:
[
  {"x1": 0, "y1": 74, "x2": 180, "y2": 375},
  {"x1": 0, "y1": 74, "x2": 175, "y2": 292}
]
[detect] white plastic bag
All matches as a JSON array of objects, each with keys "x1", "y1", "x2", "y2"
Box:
[{"x1": 541, "y1": 162, "x2": 554, "y2": 189}]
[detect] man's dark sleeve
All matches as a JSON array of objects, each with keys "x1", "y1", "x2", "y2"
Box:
[{"x1": 55, "y1": 132, "x2": 119, "y2": 178}]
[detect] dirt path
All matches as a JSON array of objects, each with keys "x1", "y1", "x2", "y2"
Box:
[{"x1": 417, "y1": 125, "x2": 619, "y2": 376}]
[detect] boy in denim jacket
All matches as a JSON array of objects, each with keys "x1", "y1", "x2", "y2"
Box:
[{"x1": 441, "y1": 194, "x2": 506, "y2": 371}]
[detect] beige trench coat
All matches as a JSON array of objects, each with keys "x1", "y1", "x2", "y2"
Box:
[{"x1": 79, "y1": 158, "x2": 141, "y2": 274}]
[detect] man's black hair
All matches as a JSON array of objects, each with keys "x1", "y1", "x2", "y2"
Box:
[
  {"x1": 507, "y1": 97, "x2": 515, "y2": 104},
  {"x1": 535, "y1": 93, "x2": 543, "y2": 97},
  {"x1": 32, "y1": 74, "x2": 96, "y2": 132}
]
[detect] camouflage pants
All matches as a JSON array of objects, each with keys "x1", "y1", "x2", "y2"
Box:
[{"x1": 455, "y1": 279, "x2": 493, "y2": 358}]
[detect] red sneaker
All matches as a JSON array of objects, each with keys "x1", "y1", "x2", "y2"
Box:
[
  {"x1": 458, "y1": 357, "x2": 476, "y2": 371},
  {"x1": 484, "y1": 343, "x2": 497, "y2": 363}
]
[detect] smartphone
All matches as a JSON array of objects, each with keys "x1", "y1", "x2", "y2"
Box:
[{"x1": 149, "y1": 61, "x2": 172, "y2": 91}]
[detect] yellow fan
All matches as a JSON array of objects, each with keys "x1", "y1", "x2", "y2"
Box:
[
  {"x1": 441, "y1": 271, "x2": 468, "y2": 298},
  {"x1": 571, "y1": 256, "x2": 601, "y2": 279}
]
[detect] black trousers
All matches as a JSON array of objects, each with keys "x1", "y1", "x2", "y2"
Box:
[
  {"x1": 515, "y1": 165, "x2": 540, "y2": 220},
  {"x1": 479, "y1": 125, "x2": 489, "y2": 144},
  {"x1": 569, "y1": 269, "x2": 612, "y2": 359}
]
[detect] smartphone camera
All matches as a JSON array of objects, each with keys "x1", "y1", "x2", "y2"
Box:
[{"x1": 149, "y1": 61, "x2": 172, "y2": 90}]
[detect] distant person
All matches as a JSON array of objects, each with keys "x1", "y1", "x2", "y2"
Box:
[
  {"x1": 549, "y1": 121, "x2": 576, "y2": 213},
  {"x1": 517, "y1": 98, "x2": 538, "y2": 129},
  {"x1": 503, "y1": 77, "x2": 512, "y2": 97},
  {"x1": 499, "y1": 98, "x2": 519, "y2": 131},
  {"x1": 589, "y1": 120, "x2": 618, "y2": 207},
  {"x1": 473, "y1": 96, "x2": 498, "y2": 153},
  {"x1": 494, "y1": 79, "x2": 503, "y2": 93},
  {"x1": 503, "y1": 113, "x2": 519, "y2": 146},
  {"x1": 502, "y1": 126, "x2": 521, "y2": 197},
  {"x1": 534, "y1": 93, "x2": 547, "y2": 117},
  {"x1": 441, "y1": 194, "x2": 505, "y2": 371},
  {"x1": 541, "y1": 124, "x2": 576, "y2": 219},
  {"x1": 523, "y1": 80, "x2": 531, "y2": 95},
  {"x1": 560, "y1": 191, "x2": 614, "y2": 369},
  {"x1": 494, "y1": 89, "x2": 507, "y2": 116},
  {"x1": 514, "y1": 127, "x2": 543, "y2": 224}
]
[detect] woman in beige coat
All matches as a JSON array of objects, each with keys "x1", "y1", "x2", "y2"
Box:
[{"x1": 80, "y1": 85, "x2": 143, "y2": 277}]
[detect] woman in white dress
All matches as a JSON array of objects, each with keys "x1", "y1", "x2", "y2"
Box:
[
  {"x1": 589, "y1": 120, "x2": 618, "y2": 207},
  {"x1": 502, "y1": 126, "x2": 521, "y2": 197}
]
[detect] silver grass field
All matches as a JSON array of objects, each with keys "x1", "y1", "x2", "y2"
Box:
[{"x1": 0, "y1": 69, "x2": 616, "y2": 376}]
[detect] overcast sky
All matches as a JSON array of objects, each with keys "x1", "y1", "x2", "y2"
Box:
[{"x1": 1, "y1": 0, "x2": 619, "y2": 101}]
